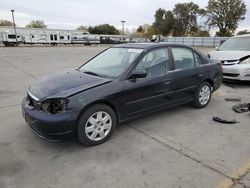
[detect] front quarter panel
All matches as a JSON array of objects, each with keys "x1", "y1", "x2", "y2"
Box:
[{"x1": 67, "y1": 80, "x2": 125, "y2": 121}]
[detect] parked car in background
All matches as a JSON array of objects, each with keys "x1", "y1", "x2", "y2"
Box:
[
  {"x1": 208, "y1": 34, "x2": 250, "y2": 81},
  {"x1": 22, "y1": 43, "x2": 222, "y2": 146}
]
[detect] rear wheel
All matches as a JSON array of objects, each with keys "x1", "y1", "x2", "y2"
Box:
[
  {"x1": 77, "y1": 104, "x2": 116, "y2": 146},
  {"x1": 192, "y1": 82, "x2": 212, "y2": 108}
]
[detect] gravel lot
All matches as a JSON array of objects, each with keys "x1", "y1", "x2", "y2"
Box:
[{"x1": 0, "y1": 46, "x2": 250, "y2": 188}]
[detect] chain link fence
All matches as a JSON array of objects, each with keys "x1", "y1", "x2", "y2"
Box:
[{"x1": 162, "y1": 37, "x2": 229, "y2": 47}]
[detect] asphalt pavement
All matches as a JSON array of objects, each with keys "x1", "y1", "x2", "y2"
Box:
[{"x1": 0, "y1": 46, "x2": 250, "y2": 188}]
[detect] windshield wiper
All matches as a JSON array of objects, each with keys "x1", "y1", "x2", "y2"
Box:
[{"x1": 83, "y1": 71, "x2": 101, "y2": 77}]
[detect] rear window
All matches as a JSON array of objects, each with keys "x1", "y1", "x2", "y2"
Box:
[{"x1": 172, "y1": 48, "x2": 195, "y2": 70}]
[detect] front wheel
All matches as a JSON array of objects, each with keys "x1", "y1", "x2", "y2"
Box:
[
  {"x1": 192, "y1": 82, "x2": 212, "y2": 108},
  {"x1": 77, "y1": 104, "x2": 116, "y2": 146}
]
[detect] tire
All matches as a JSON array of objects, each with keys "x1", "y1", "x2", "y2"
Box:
[
  {"x1": 77, "y1": 104, "x2": 116, "y2": 146},
  {"x1": 192, "y1": 81, "x2": 212, "y2": 108}
]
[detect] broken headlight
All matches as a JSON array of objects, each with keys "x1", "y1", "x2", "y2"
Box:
[{"x1": 41, "y1": 98, "x2": 69, "y2": 114}]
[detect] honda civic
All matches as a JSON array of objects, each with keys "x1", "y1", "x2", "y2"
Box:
[{"x1": 22, "y1": 43, "x2": 222, "y2": 146}]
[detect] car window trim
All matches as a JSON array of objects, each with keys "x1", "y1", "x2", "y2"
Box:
[
  {"x1": 193, "y1": 51, "x2": 206, "y2": 66},
  {"x1": 169, "y1": 46, "x2": 197, "y2": 71},
  {"x1": 125, "y1": 46, "x2": 171, "y2": 79}
]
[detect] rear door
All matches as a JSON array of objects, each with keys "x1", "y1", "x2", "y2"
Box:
[{"x1": 169, "y1": 47, "x2": 202, "y2": 100}]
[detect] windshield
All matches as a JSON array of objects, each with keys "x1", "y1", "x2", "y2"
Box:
[
  {"x1": 218, "y1": 37, "x2": 250, "y2": 51},
  {"x1": 80, "y1": 47, "x2": 143, "y2": 78}
]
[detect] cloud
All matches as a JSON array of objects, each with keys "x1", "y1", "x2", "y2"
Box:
[{"x1": 0, "y1": 0, "x2": 249, "y2": 31}]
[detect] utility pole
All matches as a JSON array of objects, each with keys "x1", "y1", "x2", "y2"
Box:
[
  {"x1": 11, "y1": 9, "x2": 18, "y2": 46},
  {"x1": 121, "y1": 20, "x2": 126, "y2": 43}
]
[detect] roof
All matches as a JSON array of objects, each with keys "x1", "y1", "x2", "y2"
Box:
[{"x1": 115, "y1": 42, "x2": 189, "y2": 50}]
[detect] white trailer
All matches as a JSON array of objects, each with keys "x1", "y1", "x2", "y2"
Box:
[
  {"x1": 0, "y1": 29, "x2": 23, "y2": 46},
  {"x1": 0, "y1": 27, "x2": 136, "y2": 46},
  {"x1": 11, "y1": 28, "x2": 72, "y2": 44},
  {"x1": 0, "y1": 27, "x2": 75, "y2": 45}
]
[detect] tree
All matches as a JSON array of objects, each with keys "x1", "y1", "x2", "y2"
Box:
[
  {"x1": 137, "y1": 26, "x2": 144, "y2": 33},
  {"x1": 153, "y1": 8, "x2": 166, "y2": 35},
  {"x1": 144, "y1": 25, "x2": 156, "y2": 39},
  {"x1": 237, "y1": 29, "x2": 250, "y2": 35},
  {"x1": 206, "y1": 0, "x2": 246, "y2": 36},
  {"x1": 162, "y1": 11, "x2": 175, "y2": 36},
  {"x1": 88, "y1": 24, "x2": 119, "y2": 35},
  {"x1": 76, "y1": 25, "x2": 88, "y2": 31},
  {"x1": 192, "y1": 27, "x2": 210, "y2": 37},
  {"x1": 0, "y1": 19, "x2": 14, "y2": 27},
  {"x1": 153, "y1": 4, "x2": 204, "y2": 37},
  {"x1": 153, "y1": 9, "x2": 175, "y2": 36},
  {"x1": 173, "y1": 2, "x2": 204, "y2": 36},
  {"x1": 26, "y1": 20, "x2": 47, "y2": 28},
  {"x1": 136, "y1": 24, "x2": 155, "y2": 39}
]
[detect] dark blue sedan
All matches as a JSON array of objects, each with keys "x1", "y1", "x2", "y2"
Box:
[{"x1": 22, "y1": 43, "x2": 222, "y2": 146}]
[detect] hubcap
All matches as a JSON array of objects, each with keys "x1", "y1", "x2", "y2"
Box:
[
  {"x1": 199, "y1": 85, "x2": 211, "y2": 105},
  {"x1": 85, "y1": 111, "x2": 112, "y2": 141}
]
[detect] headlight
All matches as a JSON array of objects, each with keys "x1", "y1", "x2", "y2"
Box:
[
  {"x1": 41, "y1": 98, "x2": 68, "y2": 114},
  {"x1": 240, "y1": 58, "x2": 250, "y2": 64}
]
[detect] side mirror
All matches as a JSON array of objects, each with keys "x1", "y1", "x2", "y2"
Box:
[
  {"x1": 129, "y1": 69, "x2": 147, "y2": 79},
  {"x1": 215, "y1": 46, "x2": 219, "y2": 51}
]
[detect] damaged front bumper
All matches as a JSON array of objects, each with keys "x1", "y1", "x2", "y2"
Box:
[
  {"x1": 223, "y1": 64, "x2": 250, "y2": 81},
  {"x1": 21, "y1": 97, "x2": 79, "y2": 142}
]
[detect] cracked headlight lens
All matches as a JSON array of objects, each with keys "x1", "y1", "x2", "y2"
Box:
[{"x1": 41, "y1": 98, "x2": 68, "y2": 114}]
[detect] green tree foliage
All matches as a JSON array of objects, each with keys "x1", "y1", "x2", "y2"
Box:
[
  {"x1": 88, "y1": 24, "x2": 119, "y2": 35},
  {"x1": 163, "y1": 11, "x2": 175, "y2": 36},
  {"x1": 153, "y1": 9, "x2": 175, "y2": 36},
  {"x1": 173, "y1": 2, "x2": 205, "y2": 36},
  {"x1": 206, "y1": 0, "x2": 246, "y2": 36},
  {"x1": 144, "y1": 26, "x2": 156, "y2": 39},
  {"x1": 0, "y1": 19, "x2": 14, "y2": 27},
  {"x1": 136, "y1": 26, "x2": 144, "y2": 33},
  {"x1": 153, "y1": 3, "x2": 205, "y2": 37},
  {"x1": 76, "y1": 25, "x2": 88, "y2": 31},
  {"x1": 192, "y1": 27, "x2": 210, "y2": 37},
  {"x1": 153, "y1": 8, "x2": 166, "y2": 35},
  {"x1": 136, "y1": 24, "x2": 155, "y2": 39},
  {"x1": 26, "y1": 20, "x2": 47, "y2": 28}
]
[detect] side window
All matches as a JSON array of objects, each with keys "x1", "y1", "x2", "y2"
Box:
[
  {"x1": 136, "y1": 48, "x2": 169, "y2": 77},
  {"x1": 194, "y1": 52, "x2": 203, "y2": 65},
  {"x1": 172, "y1": 48, "x2": 195, "y2": 70}
]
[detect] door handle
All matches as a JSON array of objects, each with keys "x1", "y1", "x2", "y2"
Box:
[{"x1": 198, "y1": 73, "x2": 203, "y2": 77}]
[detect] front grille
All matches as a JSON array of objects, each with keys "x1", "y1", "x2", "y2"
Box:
[{"x1": 223, "y1": 73, "x2": 240, "y2": 77}]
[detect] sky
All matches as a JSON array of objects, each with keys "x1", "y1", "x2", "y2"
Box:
[{"x1": 0, "y1": 0, "x2": 250, "y2": 33}]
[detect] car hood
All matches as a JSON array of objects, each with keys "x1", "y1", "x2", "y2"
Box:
[
  {"x1": 209, "y1": 50, "x2": 250, "y2": 61},
  {"x1": 28, "y1": 69, "x2": 112, "y2": 101}
]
